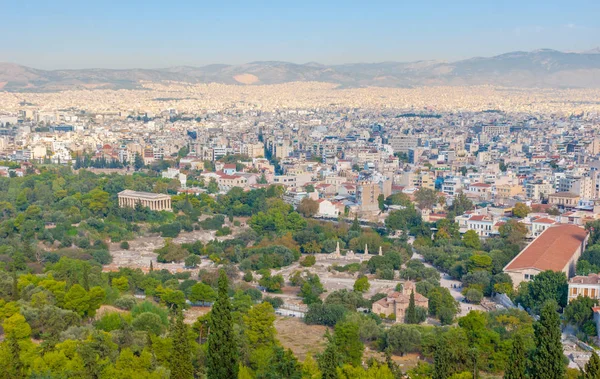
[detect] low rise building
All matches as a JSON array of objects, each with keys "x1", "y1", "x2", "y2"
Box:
[
  {"x1": 118, "y1": 190, "x2": 172, "y2": 211},
  {"x1": 504, "y1": 225, "x2": 588, "y2": 288},
  {"x1": 568, "y1": 273, "x2": 600, "y2": 302},
  {"x1": 371, "y1": 282, "x2": 428, "y2": 323}
]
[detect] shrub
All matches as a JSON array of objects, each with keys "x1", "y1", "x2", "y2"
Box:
[
  {"x1": 265, "y1": 296, "x2": 284, "y2": 309},
  {"x1": 300, "y1": 255, "x2": 316, "y2": 267},
  {"x1": 91, "y1": 250, "x2": 112, "y2": 265},
  {"x1": 131, "y1": 301, "x2": 169, "y2": 326},
  {"x1": 216, "y1": 227, "x2": 232, "y2": 236},
  {"x1": 113, "y1": 295, "x2": 137, "y2": 310},
  {"x1": 184, "y1": 254, "x2": 200, "y2": 268},
  {"x1": 305, "y1": 303, "x2": 348, "y2": 326},
  {"x1": 465, "y1": 288, "x2": 483, "y2": 304},
  {"x1": 199, "y1": 215, "x2": 225, "y2": 230},
  {"x1": 120, "y1": 241, "x2": 130, "y2": 250},
  {"x1": 132, "y1": 312, "x2": 165, "y2": 335},
  {"x1": 95, "y1": 312, "x2": 128, "y2": 332}
]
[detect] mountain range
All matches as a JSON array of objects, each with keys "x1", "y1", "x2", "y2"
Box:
[{"x1": 2, "y1": 48, "x2": 600, "y2": 91}]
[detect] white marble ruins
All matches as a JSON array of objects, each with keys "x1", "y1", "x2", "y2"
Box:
[{"x1": 118, "y1": 190, "x2": 172, "y2": 211}]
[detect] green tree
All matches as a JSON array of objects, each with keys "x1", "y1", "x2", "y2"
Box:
[
  {"x1": 414, "y1": 188, "x2": 440, "y2": 210},
  {"x1": 503, "y1": 334, "x2": 526, "y2": 379},
  {"x1": 189, "y1": 282, "x2": 216, "y2": 303},
  {"x1": 297, "y1": 197, "x2": 319, "y2": 217},
  {"x1": 243, "y1": 302, "x2": 277, "y2": 349},
  {"x1": 433, "y1": 335, "x2": 451, "y2": 379},
  {"x1": 170, "y1": 312, "x2": 194, "y2": 379},
  {"x1": 499, "y1": 219, "x2": 528, "y2": 246},
  {"x1": 83, "y1": 188, "x2": 110, "y2": 215},
  {"x1": 184, "y1": 254, "x2": 200, "y2": 268},
  {"x1": 302, "y1": 353, "x2": 321, "y2": 379},
  {"x1": 386, "y1": 192, "x2": 411, "y2": 207},
  {"x1": 532, "y1": 300, "x2": 565, "y2": 379},
  {"x1": 378, "y1": 194, "x2": 385, "y2": 211},
  {"x1": 405, "y1": 291, "x2": 418, "y2": 324},
  {"x1": 334, "y1": 321, "x2": 364, "y2": 366},
  {"x1": 448, "y1": 192, "x2": 474, "y2": 216},
  {"x1": 112, "y1": 276, "x2": 129, "y2": 292},
  {"x1": 465, "y1": 288, "x2": 483, "y2": 304},
  {"x1": 386, "y1": 324, "x2": 421, "y2": 356},
  {"x1": 207, "y1": 270, "x2": 239, "y2": 379},
  {"x1": 463, "y1": 230, "x2": 481, "y2": 249},
  {"x1": 134, "y1": 153, "x2": 145, "y2": 170},
  {"x1": 350, "y1": 215, "x2": 361, "y2": 232},
  {"x1": 63, "y1": 284, "x2": 90, "y2": 317},
  {"x1": 87, "y1": 286, "x2": 106, "y2": 317},
  {"x1": 518, "y1": 270, "x2": 568, "y2": 311},
  {"x1": 319, "y1": 333, "x2": 340, "y2": 379},
  {"x1": 207, "y1": 178, "x2": 219, "y2": 194},
  {"x1": 582, "y1": 351, "x2": 600, "y2": 379},
  {"x1": 353, "y1": 277, "x2": 370, "y2": 293},
  {"x1": 563, "y1": 295, "x2": 598, "y2": 330},
  {"x1": 300, "y1": 255, "x2": 316, "y2": 267},
  {"x1": 512, "y1": 202, "x2": 531, "y2": 218}
]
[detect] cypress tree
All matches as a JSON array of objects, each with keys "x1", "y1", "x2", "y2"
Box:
[
  {"x1": 350, "y1": 215, "x2": 361, "y2": 232},
  {"x1": 582, "y1": 351, "x2": 600, "y2": 379},
  {"x1": 532, "y1": 300, "x2": 565, "y2": 379},
  {"x1": 169, "y1": 312, "x2": 194, "y2": 379},
  {"x1": 405, "y1": 290, "x2": 417, "y2": 324},
  {"x1": 504, "y1": 334, "x2": 526, "y2": 379},
  {"x1": 318, "y1": 334, "x2": 339, "y2": 379},
  {"x1": 207, "y1": 270, "x2": 239, "y2": 379},
  {"x1": 433, "y1": 335, "x2": 451, "y2": 379},
  {"x1": 7, "y1": 333, "x2": 23, "y2": 379},
  {"x1": 11, "y1": 271, "x2": 19, "y2": 301},
  {"x1": 82, "y1": 264, "x2": 90, "y2": 291}
]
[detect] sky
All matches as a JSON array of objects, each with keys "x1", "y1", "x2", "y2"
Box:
[{"x1": 2, "y1": 0, "x2": 599, "y2": 69}]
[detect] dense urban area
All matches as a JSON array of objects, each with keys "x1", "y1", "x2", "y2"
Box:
[{"x1": 1, "y1": 83, "x2": 600, "y2": 378}]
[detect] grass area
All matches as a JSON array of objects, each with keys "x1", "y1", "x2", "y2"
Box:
[{"x1": 274, "y1": 316, "x2": 328, "y2": 361}]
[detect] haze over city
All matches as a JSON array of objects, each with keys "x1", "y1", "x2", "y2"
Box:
[
  {"x1": 3, "y1": 1, "x2": 600, "y2": 379},
  {"x1": 2, "y1": 0, "x2": 600, "y2": 69}
]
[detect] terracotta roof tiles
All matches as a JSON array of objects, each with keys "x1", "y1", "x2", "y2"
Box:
[{"x1": 504, "y1": 225, "x2": 588, "y2": 272}]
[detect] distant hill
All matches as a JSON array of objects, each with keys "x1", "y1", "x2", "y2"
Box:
[{"x1": 2, "y1": 49, "x2": 600, "y2": 91}]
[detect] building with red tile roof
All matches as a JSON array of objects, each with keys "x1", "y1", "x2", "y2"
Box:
[{"x1": 504, "y1": 224, "x2": 588, "y2": 288}]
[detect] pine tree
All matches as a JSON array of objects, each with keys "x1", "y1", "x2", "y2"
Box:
[
  {"x1": 169, "y1": 312, "x2": 194, "y2": 379},
  {"x1": 207, "y1": 270, "x2": 239, "y2": 379},
  {"x1": 433, "y1": 335, "x2": 451, "y2": 379},
  {"x1": 149, "y1": 260, "x2": 154, "y2": 272},
  {"x1": 532, "y1": 300, "x2": 565, "y2": 379},
  {"x1": 582, "y1": 351, "x2": 600, "y2": 379},
  {"x1": 405, "y1": 290, "x2": 417, "y2": 324},
  {"x1": 504, "y1": 334, "x2": 526, "y2": 379}
]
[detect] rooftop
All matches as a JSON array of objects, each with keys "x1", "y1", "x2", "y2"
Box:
[
  {"x1": 504, "y1": 225, "x2": 588, "y2": 272},
  {"x1": 569, "y1": 273, "x2": 600, "y2": 285},
  {"x1": 118, "y1": 189, "x2": 171, "y2": 200}
]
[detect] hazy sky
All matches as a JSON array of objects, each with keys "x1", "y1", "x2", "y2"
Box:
[{"x1": 2, "y1": 0, "x2": 599, "y2": 69}]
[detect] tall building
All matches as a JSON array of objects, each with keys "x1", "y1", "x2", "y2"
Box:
[
  {"x1": 389, "y1": 135, "x2": 419, "y2": 153},
  {"x1": 358, "y1": 181, "x2": 381, "y2": 215}
]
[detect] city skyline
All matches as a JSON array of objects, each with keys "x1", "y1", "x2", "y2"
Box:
[{"x1": 2, "y1": 0, "x2": 599, "y2": 69}]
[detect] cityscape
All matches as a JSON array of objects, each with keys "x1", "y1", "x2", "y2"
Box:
[{"x1": 2, "y1": 1, "x2": 600, "y2": 378}]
